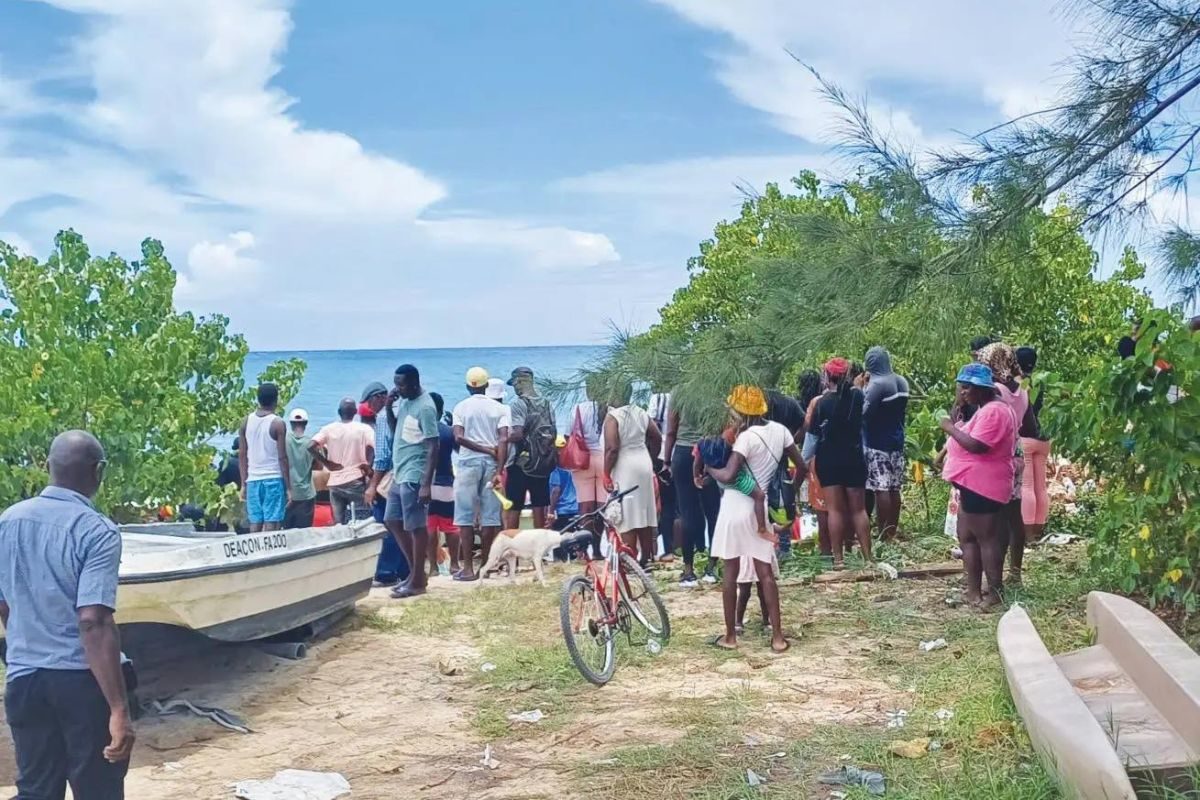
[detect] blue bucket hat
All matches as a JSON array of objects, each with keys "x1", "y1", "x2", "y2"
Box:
[{"x1": 956, "y1": 362, "x2": 995, "y2": 389}]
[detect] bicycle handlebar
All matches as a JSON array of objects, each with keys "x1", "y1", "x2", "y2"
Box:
[{"x1": 559, "y1": 484, "x2": 639, "y2": 535}]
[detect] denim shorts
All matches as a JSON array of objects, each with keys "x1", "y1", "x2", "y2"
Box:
[
  {"x1": 453, "y1": 459, "x2": 502, "y2": 528},
  {"x1": 246, "y1": 477, "x2": 286, "y2": 524},
  {"x1": 384, "y1": 481, "x2": 428, "y2": 530}
]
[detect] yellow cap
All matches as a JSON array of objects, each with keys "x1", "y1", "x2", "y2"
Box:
[
  {"x1": 555, "y1": 434, "x2": 567, "y2": 448},
  {"x1": 466, "y1": 366, "x2": 490, "y2": 388},
  {"x1": 727, "y1": 385, "x2": 768, "y2": 416}
]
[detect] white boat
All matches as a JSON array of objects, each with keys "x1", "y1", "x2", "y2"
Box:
[{"x1": 116, "y1": 521, "x2": 386, "y2": 642}]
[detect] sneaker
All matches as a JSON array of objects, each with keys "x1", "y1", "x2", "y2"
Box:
[
  {"x1": 679, "y1": 576, "x2": 699, "y2": 588},
  {"x1": 701, "y1": 573, "x2": 718, "y2": 585}
]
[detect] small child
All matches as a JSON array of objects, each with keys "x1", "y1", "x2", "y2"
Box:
[{"x1": 693, "y1": 429, "x2": 771, "y2": 542}]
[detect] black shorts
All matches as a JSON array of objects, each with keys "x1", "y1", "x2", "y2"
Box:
[
  {"x1": 954, "y1": 484, "x2": 1004, "y2": 514},
  {"x1": 505, "y1": 465, "x2": 550, "y2": 511},
  {"x1": 283, "y1": 498, "x2": 315, "y2": 529},
  {"x1": 815, "y1": 455, "x2": 867, "y2": 489}
]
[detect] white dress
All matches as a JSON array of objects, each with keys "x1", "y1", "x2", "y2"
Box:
[
  {"x1": 606, "y1": 405, "x2": 657, "y2": 533},
  {"x1": 712, "y1": 421, "x2": 792, "y2": 567}
]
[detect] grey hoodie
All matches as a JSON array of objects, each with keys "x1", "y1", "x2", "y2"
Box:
[{"x1": 862, "y1": 346, "x2": 909, "y2": 452}]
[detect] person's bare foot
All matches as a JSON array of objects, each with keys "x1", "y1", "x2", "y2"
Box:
[
  {"x1": 976, "y1": 590, "x2": 1002, "y2": 611},
  {"x1": 964, "y1": 590, "x2": 983, "y2": 606},
  {"x1": 1007, "y1": 571, "x2": 1022, "y2": 588},
  {"x1": 711, "y1": 634, "x2": 738, "y2": 650},
  {"x1": 832, "y1": 561, "x2": 845, "y2": 571},
  {"x1": 771, "y1": 636, "x2": 790, "y2": 653}
]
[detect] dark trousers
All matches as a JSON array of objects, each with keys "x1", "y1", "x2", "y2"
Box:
[
  {"x1": 657, "y1": 474, "x2": 677, "y2": 555},
  {"x1": 283, "y1": 498, "x2": 315, "y2": 530},
  {"x1": 6, "y1": 669, "x2": 128, "y2": 800},
  {"x1": 373, "y1": 495, "x2": 409, "y2": 582},
  {"x1": 670, "y1": 445, "x2": 720, "y2": 569}
]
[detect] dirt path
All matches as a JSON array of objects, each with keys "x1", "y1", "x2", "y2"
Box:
[{"x1": 0, "y1": 560, "x2": 1066, "y2": 799}]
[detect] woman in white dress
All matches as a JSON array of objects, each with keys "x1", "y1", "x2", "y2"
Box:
[
  {"x1": 602, "y1": 383, "x2": 662, "y2": 566},
  {"x1": 704, "y1": 386, "x2": 802, "y2": 653}
]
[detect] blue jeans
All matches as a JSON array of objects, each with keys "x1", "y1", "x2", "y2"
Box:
[{"x1": 373, "y1": 496, "x2": 408, "y2": 582}]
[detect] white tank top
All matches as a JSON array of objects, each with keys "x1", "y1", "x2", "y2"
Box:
[{"x1": 245, "y1": 411, "x2": 282, "y2": 480}]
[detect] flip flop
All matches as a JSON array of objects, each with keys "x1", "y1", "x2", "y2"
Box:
[
  {"x1": 390, "y1": 586, "x2": 426, "y2": 599},
  {"x1": 453, "y1": 573, "x2": 478, "y2": 582}
]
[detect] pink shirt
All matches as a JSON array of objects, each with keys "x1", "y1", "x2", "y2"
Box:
[
  {"x1": 942, "y1": 401, "x2": 1017, "y2": 503},
  {"x1": 313, "y1": 421, "x2": 375, "y2": 488},
  {"x1": 996, "y1": 383, "x2": 1028, "y2": 424}
]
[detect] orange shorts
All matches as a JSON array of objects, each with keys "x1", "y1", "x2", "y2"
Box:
[
  {"x1": 807, "y1": 462, "x2": 827, "y2": 512},
  {"x1": 429, "y1": 514, "x2": 459, "y2": 535}
]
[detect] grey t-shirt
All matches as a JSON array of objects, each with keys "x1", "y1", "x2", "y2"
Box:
[
  {"x1": 0, "y1": 486, "x2": 122, "y2": 681},
  {"x1": 506, "y1": 394, "x2": 537, "y2": 467}
]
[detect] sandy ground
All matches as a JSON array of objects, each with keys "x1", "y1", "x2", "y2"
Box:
[{"x1": 0, "y1": 574, "x2": 909, "y2": 800}]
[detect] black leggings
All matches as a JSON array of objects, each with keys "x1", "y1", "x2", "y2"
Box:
[
  {"x1": 671, "y1": 445, "x2": 720, "y2": 568},
  {"x1": 956, "y1": 484, "x2": 1004, "y2": 514}
]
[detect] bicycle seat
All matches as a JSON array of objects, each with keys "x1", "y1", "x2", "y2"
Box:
[{"x1": 560, "y1": 530, "x2": 594, "y2": 553}]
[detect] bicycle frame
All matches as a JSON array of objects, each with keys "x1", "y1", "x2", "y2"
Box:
[{"x1": 578, "y1": 521, "x2": 637, "y2": 628}]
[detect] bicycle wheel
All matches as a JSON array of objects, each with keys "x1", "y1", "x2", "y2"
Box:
[
  {"x1": 559, "y1": 574, "x2": 616, "y2": 686},
  {"x1": 618, "y1": 553, "x2": 671, "y2": 645}
]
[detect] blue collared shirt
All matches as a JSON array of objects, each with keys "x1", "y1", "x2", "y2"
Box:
[
  {"x1": 373, "y1": 415, "x2": 393, "y2": 472},
  {"x1": 0, "y1": 486, "x2": 122, "y2": 681}
]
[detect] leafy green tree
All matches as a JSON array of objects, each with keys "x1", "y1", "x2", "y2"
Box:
[{"x1": 0, "y1": 231, "x2": 304, "y2": 522}]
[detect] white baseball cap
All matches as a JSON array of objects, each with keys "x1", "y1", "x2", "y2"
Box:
[
  {"x1": 485, "y1": 378, "x2": 506, "y2": 400},
  {"x1": 289, "y1": 408, "x2": 309, "y2": 423}
]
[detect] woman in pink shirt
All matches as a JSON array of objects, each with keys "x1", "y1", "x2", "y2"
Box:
[{"x1": 940, "y1": 363, "x2": 1018, "y2": 610}]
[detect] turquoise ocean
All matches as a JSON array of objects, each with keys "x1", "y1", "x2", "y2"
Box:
[{"x1": 242, "y1": 345, "x2": 603, "y2": 437}]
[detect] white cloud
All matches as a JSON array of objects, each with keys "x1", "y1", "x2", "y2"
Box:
[
  {"x1": 0, "y1": 231, "x2": 35, "y2": 257},
  {"x1": 650, "y1": 0, "x2": 1073, "y2": 148},
  {"x1": 0, "y1": 0, "x2": 622, "y2": 348},
  {"x1": 419, "y1": 218, "x2": 619, "y2": 270},
  {"x1": 556, "y1": 153, "x2": 832, "y2": 240},
  {"x1": 178, "y1": 230, "x2": 260, "y2": 300}
]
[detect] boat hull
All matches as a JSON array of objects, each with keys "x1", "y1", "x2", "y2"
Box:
[{"x1": 116, "y1": 523, "x2": 385, "y2": 642}]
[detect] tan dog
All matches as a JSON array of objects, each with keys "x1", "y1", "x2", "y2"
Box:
[{"x1": 481, "y1": 528, "x2": 564, "y2": 585}]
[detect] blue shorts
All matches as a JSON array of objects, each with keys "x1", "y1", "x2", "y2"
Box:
[
  {"x1": 453, "y1": 459, "x2": 502, "y2": 528},
  {"x1": 247, "y1": 477, "x2": 286, "y2": 524},
  {"x1": 384, "y1": 481, "x2": 428, "y2": 530}
]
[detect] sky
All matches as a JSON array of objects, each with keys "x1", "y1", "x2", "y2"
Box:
[{"x1": 0, "y1": 0, "x2": 1109, "y2": 350}]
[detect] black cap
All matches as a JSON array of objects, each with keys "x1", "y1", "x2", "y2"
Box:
[
  {"x1": 360, "y1": 381, "x2": 388, "y2": 402},
  {"x1": 507, "y1": 366, "x2": 534, "y2": 386}
]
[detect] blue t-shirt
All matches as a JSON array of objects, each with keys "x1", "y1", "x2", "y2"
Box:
[
  {"x1": 392, "y1": 392, "x2": 439, "y2": 484},
  {"x1": 0, "y1": 487, "x2": 122, "y2": 681},
  {"x1": 549, "y1": 468, "x2": 579, "y2": 516}
]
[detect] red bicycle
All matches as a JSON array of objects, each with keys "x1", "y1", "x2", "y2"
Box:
[{"x1": 558, "y1": 486, "x2": 671, "y2": 685}]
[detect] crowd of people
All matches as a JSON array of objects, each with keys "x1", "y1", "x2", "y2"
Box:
[
  {"x1": 0, "y1": 336, "x2": 1054, "y2": 798},
  {"x1": 227, "y1": 337, "x2": 1046, "y2": 635}
]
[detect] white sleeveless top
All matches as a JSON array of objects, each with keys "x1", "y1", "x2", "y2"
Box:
[{"x1": 245, "y1": 411, "x2": 282, "y2": 480}]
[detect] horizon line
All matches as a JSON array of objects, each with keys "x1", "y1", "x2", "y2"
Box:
[{"x1": 248, "y1": 342, "x2": 604, "y2": 355}]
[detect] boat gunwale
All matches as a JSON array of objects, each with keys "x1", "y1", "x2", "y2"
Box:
[{"x1": 119, "y1": 527, "x2": 386, "y2": 584}]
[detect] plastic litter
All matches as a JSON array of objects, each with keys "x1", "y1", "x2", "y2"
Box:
[
  {"x1": 929, "y1": 739, "x2": 944, "y2": 752},
  {"x1": 746, "y1": 769, "x2": 765, "y2": 787},
  {"x1": 232, "y1": 769, "x2": 350, "y2": 800},
  {"x1": 646, "y1": 639, "x2": 662, "y2": 655},
  {"x1": 876, "y1": 562, "x2": 899, "y2": 580},
  {"x1": 818, "y1": 766, "x2": 886, "y2": 796},
  {"x1": 506, "y1": 709, "x2": 544, "y2": 724},
  {"x1": 934, "y1": 708, "x2": 955, "y2": 722},
  {"x1": 885, "y1": 709, "x2": 908, "y2": 729},
  {"x1": 1041, "y1": 533, "x2": 1079, "y2": 546},
  {"x1": 151, "y1": 698, "x2": 251, "y2": 734},
  {"x1": 888, "y1": 737, "x2": 931, "y2": 759},
  {"x1": 920, "y1": 638, "x2": 948, "y2": 652},
  {"x1": 480, "y1": 662, "x2": 497, "y2": 672},
  {"x1": 480, "y1": 745, "x2": 500, "y2": 770}
]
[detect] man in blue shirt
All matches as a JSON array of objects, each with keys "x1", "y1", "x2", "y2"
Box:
[
  {"x1": 0, "y1": 430, "x2": 133, "y2": 798},
  {"x1": 361, "y1": 382, "x2": 408, "y2": 587}
]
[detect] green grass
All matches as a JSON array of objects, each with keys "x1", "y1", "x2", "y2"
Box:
[{"x1": 356, "y1": 539, "x2": 1200, "y2": 799}]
